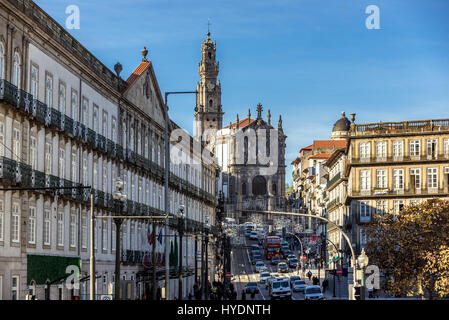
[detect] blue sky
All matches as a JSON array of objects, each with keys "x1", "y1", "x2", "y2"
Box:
[{"x1": 35, "y1": 0, "x2": 449, "y2": 185}]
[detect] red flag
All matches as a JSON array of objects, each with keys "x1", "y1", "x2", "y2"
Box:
[{"x1": 149, "y1": 231, "x2": 154, "y2": 245}]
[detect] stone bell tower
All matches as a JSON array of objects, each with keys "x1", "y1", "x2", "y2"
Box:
[{"x1": 194, "y1": 31, "x2": 223, "y2": 145}]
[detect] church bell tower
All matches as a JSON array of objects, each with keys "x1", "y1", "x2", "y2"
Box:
[{"x1": 194, "y1": 31, "x2": 223, "y2": 144}]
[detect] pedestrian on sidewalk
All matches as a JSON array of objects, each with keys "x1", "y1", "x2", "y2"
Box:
[
  {"x1": 241, "y1": 290, "x2": 246, "y2": 300},
  {"x1": 322, "y1": 279, "x2": 328, "y2": 293},
  {"x1": 307, "y1": 270, "x2": 312, "y2": 281}
]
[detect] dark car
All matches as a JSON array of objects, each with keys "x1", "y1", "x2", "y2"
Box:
[
  {"x1": 252, "y1": 256, "x2": 263, "y2": 265},
  {"x1": 251, "y1": 244, "x2": 260, "y2": 251},
  {"x1": 277, "y1": 262, "x2": 289, "y2": 273},
  {"x1": 288, "y1": 258, "x2": 298, "y2": 268},
  {"x1": 282, "y1": 249, "x2": 292, "y2": 259},
  {"x1": 289, "y1": 275, "x2": 301, "y2": 287},
  {"x1": 271, "y1": 256, "x2": 281, "y2": 265},
  {"x1": 251, "y1": 249, "x2": 262, "y2": 258},
  {"x1": 245, "y1": 282, "x2": 260, "y2": 294}
]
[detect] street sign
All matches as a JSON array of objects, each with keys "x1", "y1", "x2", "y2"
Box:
[
  {"x1": 100, "y1": 295, "x2": 113, "y2": 300},
  {"x1": 226, "y1": 272, "x2": 231, "y2": 278},
  {"x1": 310, "y1": 234, "x2": 317, "y2": 242},
  {"x1": 336, "y1": 269, "x2": 343, "y2": 276}
]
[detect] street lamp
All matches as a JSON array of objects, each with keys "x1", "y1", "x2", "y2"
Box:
[
  {"x1": 177, "y1": 204, "x2": 185, "y2": 299},
  {"x1": 357, "y1": 248, "x2": 369, "y2": 300},
  {"x1": 203, "y1": 216, "x2": 210, "y2": 300},
  {"x1": 112, "y1": 179, "x2": 127, "y2": 300}
]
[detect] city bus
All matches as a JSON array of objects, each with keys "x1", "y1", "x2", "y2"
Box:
[{"x1": 264, "y1": 236, "x2": 281, "y2": 260}]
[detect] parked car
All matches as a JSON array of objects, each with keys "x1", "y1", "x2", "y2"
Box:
[
  {"x1": 277, "y1": 262, "x2": 289, "y2": 273},
  {"x1": 271, "y1": 256, "x2": 281, "y2": 265},
  {"x1": 293, "y1": 280, "x2": 307, "y2": 292},
  {"x1": 255, "y1": 261, "x2": 266, "y2": 273},
  {"x1": 245, "y1": 282, "x2": 260, "y2": 294},
  {"x1": 304, "y1": 285, "x2": 325, "y2": 300},
  {"x1": 259, "y1": 272, "x2": 271, "y2": 284}
]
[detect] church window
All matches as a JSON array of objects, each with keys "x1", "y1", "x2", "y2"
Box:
[
  {"x1": 241, "y1": 182, "x2": 247, "y2": 196},
  {"x1": 209, "y1": 100, "x2": 213, "y2": 108},
  {"x1": 252, "y1": 176, "x2": 267, "y2": 196}
]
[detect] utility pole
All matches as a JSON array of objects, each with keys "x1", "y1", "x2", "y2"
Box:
[{"x1": 89, "y1": 191, "x2": 95, "y2": 300}]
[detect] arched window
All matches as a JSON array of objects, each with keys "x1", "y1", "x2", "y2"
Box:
[
  {"x1": 252, "y1": 175, "x2": 267, "y2": 196},
  {"x1": 241, "y1": 182, "x2": 247, "y2": 196},
  {"x1": 13, "y1": 52, "x2": 21, "y2": 88},
  {"x1": 209, "y1": 99, "x2": 213, "y2": 108},
  {"x1": 0, "y1": 43, "x2": 4, "y2": 79}
]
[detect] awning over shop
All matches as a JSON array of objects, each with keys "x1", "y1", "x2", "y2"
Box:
[{"x1": 27, "y1": 254, "x2": 81, "y2": 285}]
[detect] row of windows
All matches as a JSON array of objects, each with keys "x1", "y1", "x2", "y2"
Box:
[
  {"x1": 358, "y1": 167, "x2": 448, "y2": 191},
  {"x1": 357, "y1": 138, "x2": 449, "y2": 159},
  {"x1": 0, "y1": 196, "x2": 213, "y2": 248},
  {"x1": 359, "y1": 199, "x2": 424, "y2": 217}
]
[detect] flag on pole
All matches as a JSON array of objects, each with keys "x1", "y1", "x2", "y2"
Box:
[
  {"x1": 148, "y1": 224, "x2": 154, "y2": 246},
  {"x1": 157, "y1": 228, "x2": 163, "y2": 245}
]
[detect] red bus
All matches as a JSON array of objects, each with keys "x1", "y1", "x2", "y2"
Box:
[{"x1": 264, "y1": 236, "x2": 281, "y2": 260}]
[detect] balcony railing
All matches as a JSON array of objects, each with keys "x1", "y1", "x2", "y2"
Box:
[
  {"x1": 326, "y1": 172, "x2": 341, "y2": 189},
  {"x1": 354, "y1": 119, "x2": 449, "y2": 135},
  {"x1": 351, "y1": 187, "x2": 448, "y2": 198},
  {"x1": 351, "y1": 154, "x2": 449, "y2": 165}
]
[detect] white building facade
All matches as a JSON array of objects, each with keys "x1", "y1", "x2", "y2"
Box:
[{"x1": 0, "y1": 0, "x2": 217, "y2": 300}]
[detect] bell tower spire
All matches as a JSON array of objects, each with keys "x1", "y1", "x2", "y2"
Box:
[{"x1": 194, "y1": 30, "x2": 223, "y2": 144}]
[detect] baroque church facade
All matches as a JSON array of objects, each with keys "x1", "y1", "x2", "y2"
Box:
[{"x1": 194, "y1": 32, "x2": 287, "y2": 223}]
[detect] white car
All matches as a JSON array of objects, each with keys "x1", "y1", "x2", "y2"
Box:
[
  {"x1": 269, "y1": 278, "x2": 292, "y2": 300},
  {"x1": 255, "y1": 261, "x2": 266, "y2": 273},
  {"x1": 304, "y1": 285, "x2": 325, "y2": 300},
  {"x1": 259, "y1": 272, "x2": 271, "y2": 284},
  {"x1": 292, "y1": 280, "x2": 307, "y2": 293}
]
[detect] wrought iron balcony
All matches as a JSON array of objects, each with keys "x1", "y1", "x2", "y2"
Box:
[
  {"x1": 87, "y1": 128, "x2": 96, "y2": 146},
  {"x1": 327, "y1": 172, "x2": 341, "y2": 189},
  {"x1": 32, "y1": 170, "x2": 46, "y2": 188},
  {"x1": 16, "y1": 162, "x2": 32, "y2": 186},
  {"x1": 18, "y1": 89, "x2": 33, "y2": 114},
  {"x1": 0, "y1": 156, "x2": 17, "y2": 183},
  {"x1": 64, "y1": 115, "x2": 74, "y2": 137},
  {"x1": 97, "y1": 134, "x2": 106, "y2": 153},
  {"x1": 45, "y1": 107, "x2": 61, "y2": 129},
  {"x1": 77, "y1": 122, "x2": 86, "y2": 142},
  {"x1": 0, "y1": 79, "x2": 19, "y2": 106},
  {"x1": 45, "y1": 174, "x2": 59, "y2": 189},
  {"x1": 106, "y1": 139, "x2": 115, "y2": 157},
  {"x1": 34, "y1": 100, "x2": 47, "y2": 123}
]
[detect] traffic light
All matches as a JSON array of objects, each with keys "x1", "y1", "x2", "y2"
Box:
[{"x1": 72, "y1": 295, "x2": 79, "y2": 300}]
